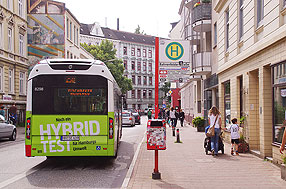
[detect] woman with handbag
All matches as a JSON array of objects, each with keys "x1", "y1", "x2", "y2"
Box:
[{"x1": 208, "y1": 106, "x2": 222, "y2": 156}]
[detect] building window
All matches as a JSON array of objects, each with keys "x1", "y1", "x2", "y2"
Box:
[
  {"x1": 0, "y1": 67, "x2": 3, "y2": 92},
  {"x1": 214, "y1": 22, "x2": 217, "y2": 46},
  {"x1": 143, "y1": 62, "x2": 146, "y2": 71},
  {"x1": 19, "y1": 71, "x2": 26, "y2": 95},
  {"x1": 143, "y1": 90, "x2": 147, "y2": 99},
  {"x1": 138, "y1": 76, "x2": 141, "y2": 85},
  {"x1": 225, "y1": 9, "x2": 230, "y2": 51},
  {"x1": 137, "y1": 48, "x2": 141, "y2": 57},
  {"x1": 137, "y1": 61, "x2": 141, "y2": 71},
  {"x1": 148, "y1": 50, "x2": 152, "y2": 58},
  {"x1": 131, "y1": 47, "x2": 135, "y2": 56},
  {"x1": 257, "y1": 0, "x2": 264, "y2": 27},
  {"x1": 123, "y1": 60, "x2": 127, "y2": 69},
  {"x1": 149, "y1": 90, "x2": 152, "y2": 99},
  {"x1": 74, "y1": 26, "x2": 76, "y2": 43},
  {"x1": 66, "y1": 18, "x2": 69, "y2": 39},
  {"x1": 131, "y1": 61, "x2": 135, "y2": 70},
  {"x1": 7, "y1": 0, "x2": 13, "y2": 10},
  {"x1": 131, "y1": 90, "x2": 135, "y2": 98},
  {"x1": 143, "y1": 49, "x2": 146, "y2": 57},
  {"x1": 8, "y1": 69, "x2": 14, "y2": 93},
  {"x1": 149, "y1": 77, "x2": 152, "y2": 86},
  {"x1": 239, "y1": 0, "x2": 244, "y2": 40},
  {"x1": 70, "y1": 53, "x2": 73, "y2": 59},
  {"x1": 132, "y1": 75, "x2": 135, "y2": 84},
  {"x1": 137, "y1": 90, "x2": 141, "y2": 99},
  {"x1": 224, "y1": 81, "x2": 231, "y2": 128},
  {"x1": 77, "y1": 28, "x2": 79, "y2": 45},
  {"x1": 19, "y1": 34, "x2": 24, "y2": 56},
  {"x1": 8, "y1": 28, "x2": 13, "y2": 52},
  {"x1": 273, "y1": 63, "x2": 286, "y2": 144},
  {"x1": 148, "y1": 62, "x2": 152, "y2": 72},
  {"x1": 143, "y1": 76, "x2": 147, "y2": 85},
  {"x1": 0, "y1": 23, "x2": 3, "y2": 49},
  {"x1": 18, "y1": 0, "x2": 23, "y2": 17},
  {"x1": 70, "y1": 21, "x2": 72, "y2": 40},
  {"x1": 123, "y1": 46, "x2": 127, "y2": 55},
  {"x1": 67, "y1": 51, "x2": 70, "y2": 58}
]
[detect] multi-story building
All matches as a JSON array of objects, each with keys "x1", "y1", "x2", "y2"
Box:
[
  {"x1": 27, "y1": 0, "x2": 92, "y2": 67},
  {"x1": 80, "y1": 23, "x2": 156, "y2": 110},
  {"x1": 173, "y1": 0, "x2": 216, "y2": 124},
  {"x1": 214, "y1": 0, "x2": 286, "y2": 163},
  {"x1": 0, "y1": 0, "x2": 28, "y2": 125}
]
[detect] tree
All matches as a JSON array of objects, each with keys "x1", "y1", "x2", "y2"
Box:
[
  {"x1": 160, "y1": 82, "x2": 171, "y2": 104},
  {"x1": 81, "y1": 40, "x2": 133, "y2": 94},
  {"x1": 134, "y1": 25, "x2": 146, "y2": 35}
]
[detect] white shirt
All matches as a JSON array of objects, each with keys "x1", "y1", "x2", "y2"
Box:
[
  {"x1": 170, "y1": 110, "x2": 176, "y2": 119},
  {"x1": 208, "y1": 114, "x2": 221, "y2": 129},
  {"x1": 226, "y1": 124, "x2": 240, "y2": 139}
]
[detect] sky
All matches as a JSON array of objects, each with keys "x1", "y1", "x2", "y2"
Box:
[{"x1": 58, "y1": 0, "x2": 181, "y2": 38}]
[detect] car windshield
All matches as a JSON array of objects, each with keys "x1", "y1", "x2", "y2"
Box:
[{"x1": 122, "y1": 113, "x2": 130, "y2": 117}]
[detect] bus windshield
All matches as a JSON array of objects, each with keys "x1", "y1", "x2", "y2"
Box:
[{"x1": 32, "y1": 75, "x2": 108, "y2": 115}]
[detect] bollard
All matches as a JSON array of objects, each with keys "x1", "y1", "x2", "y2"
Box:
[
  {"x1": 176, "y1": 129, "x2": 181, "y2": 143},
  {"x1": 172, "y1": 126, "x2": 175, "y2": 136}
]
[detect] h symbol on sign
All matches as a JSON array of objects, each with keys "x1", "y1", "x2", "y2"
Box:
[{"x1": 171, "y1": 45, "x2": 178, "y2": 56}]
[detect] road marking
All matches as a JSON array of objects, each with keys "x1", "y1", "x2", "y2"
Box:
[
  {"x1": 121, "y1": 131, "x2": 146, "y2": 189},
  {"x1": 0, "y1": 169, "x2": 38, "y2": 188}
]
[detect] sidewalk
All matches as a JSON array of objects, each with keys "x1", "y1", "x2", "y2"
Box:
[{"x1": 127, "y1": 123, "x2": 286, "y2": 189}]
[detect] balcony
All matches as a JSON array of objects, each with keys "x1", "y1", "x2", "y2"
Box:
[
  {"x1": 189, "y1": 73, "x2": 202, "y2": 81},
  {"x1": 192, "y1": 52, "x2": 211, "y2": 75},
  {"x1": 192, "y1": 3, "x2": 211, "y2": 32}
]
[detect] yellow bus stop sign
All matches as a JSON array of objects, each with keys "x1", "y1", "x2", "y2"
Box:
[{"x1": 165, "y1": 42, "x2": 184, "y2": 61}]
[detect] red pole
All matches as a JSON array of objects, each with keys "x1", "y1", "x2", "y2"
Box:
[
  {"x1": 154, "y1": 150, "x2": 159, "y2": 173},
  {"x1": 155, "y1": 37, "x2": 159, "y2": 119}
]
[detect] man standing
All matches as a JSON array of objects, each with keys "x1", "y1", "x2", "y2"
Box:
[
  {"x1": 9, "y1": 103, "x2": 17, "y2": 125},
  {"x1": 179, "y1": 109, "x2": 185, "y2": 127}
]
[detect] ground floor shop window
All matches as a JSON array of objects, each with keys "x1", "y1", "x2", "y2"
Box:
[
  {"x1": 273, "y1": 86, "x2": 286, "y2": 143},
  {"x1": 224, "y1": 81, "x2": 231, "y2": 127}
]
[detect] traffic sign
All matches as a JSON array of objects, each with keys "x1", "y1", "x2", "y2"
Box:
[
  {"x1": 159, "y1": 70, "x2": 168, "y2": 74},
  {"x1": 159, "y1": 40, "x2": 190, "y2": 63}
]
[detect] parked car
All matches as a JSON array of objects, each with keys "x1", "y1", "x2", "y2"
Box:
[
  {"x1": 133, "y1": 112, "x2": 141, "y2": 125},
  {"x1": 122, "y1": 112, "x2": 135, "y2": 126},
  {"x1": 0, "y1": 115, "x2": 17, "y2": 141}
]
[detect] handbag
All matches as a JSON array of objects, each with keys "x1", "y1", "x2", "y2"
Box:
[{"x1": 206, "y1": 115, "x2": 218, "y2": 137}]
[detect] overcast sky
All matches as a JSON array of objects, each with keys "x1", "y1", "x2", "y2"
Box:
[{"x1": 58, "y1": 0, "x2": 181, "y2": 38}]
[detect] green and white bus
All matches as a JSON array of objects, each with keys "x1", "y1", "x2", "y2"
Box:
[{"x1": 25, "y1": 59, "x2": 122, "y2": 157}]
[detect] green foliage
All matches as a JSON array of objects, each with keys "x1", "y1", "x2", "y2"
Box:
[
  {"x1": 192, "y1": 116, "x2": 205, "y2": 127},
  {"x1": 202, "y1": 0, "x2": 211, "y2": 3},
  {"x1": 282, "y1": 154, "x2": 286, "y2": 164},
  {"x1": 240, "y1": 116, "x2": 246, "y2": 124},
  {"x1": 81, "y1": 40, "x2": 133, "y2": 94},
  {"x1": 134, "y1": 25, "x2": 146, "y2": 35}
]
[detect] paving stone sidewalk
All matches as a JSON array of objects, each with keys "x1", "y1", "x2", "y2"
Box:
[{"x1": 127, "y1": 123, "x2": 286, "y2": 189}]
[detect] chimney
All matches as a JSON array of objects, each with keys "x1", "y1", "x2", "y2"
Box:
[{"x1": 117, "y1": 18, "x2": 119, "y2": 30}]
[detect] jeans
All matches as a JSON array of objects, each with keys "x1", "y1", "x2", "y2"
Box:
[
  {"x1": 211, "y1": 128, "x2": 221, "y2": 154},
  {"x1": 171, "y1": 118, "x2": 177, "y2": 127}
]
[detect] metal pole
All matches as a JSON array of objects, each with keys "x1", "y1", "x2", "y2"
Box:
[
  {"x1": 155, "y1": 37, "x2": 159, "y2": 119},
  {"x1": 152, "y1": 149, "x2": 161, "y2": 179}
]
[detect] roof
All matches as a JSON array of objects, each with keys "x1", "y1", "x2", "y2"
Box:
[{"x1": 80, "y1": 23, "x2": 156, "y2": 46}]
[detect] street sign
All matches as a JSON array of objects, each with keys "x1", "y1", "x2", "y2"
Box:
[
  {"x1": 160, "y1": 78, "x2": 167, "y2": 82},
  {"x1": 159, "y1": 70, "x2": 168, "y2": 74},
  {"x1": 162, "y1": 104, "x2": 166, "y2": 108},
  {"x1": 159, "y1": 40, "x2": 190, "y2": 63}
]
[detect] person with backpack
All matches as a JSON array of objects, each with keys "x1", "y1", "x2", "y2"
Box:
[{"x1": 147, "y1": 109, "x2": 152, "y2": 119}]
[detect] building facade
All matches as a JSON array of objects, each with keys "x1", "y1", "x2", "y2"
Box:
[
  {"x1": 0, "y1": 0, "x2": 29, "y2": 125},
  {"x1": 80, "y1": 23, "x2": 156, "y2": 110},
  {"x1": 27, "y1": 0, "x2": 92, "y2": 68},
  {"x1": 214, "y1": 0, "x2": 286, "y2": 163},
  {"x1": 174, "y1": 0, "x2": 216, "y2": 124}
]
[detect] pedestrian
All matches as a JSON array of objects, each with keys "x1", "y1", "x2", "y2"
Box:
[
  {"x1": 170, "y1": 107, "x2": 177, "y2": 127},
  {"x1": 0, "y1": 105, "x2": 5, "y2": 118},
  {"x1": 223, "y1": 118, "x2": 240, "y2": 155},
  {"x1": 279, "y1": 120, "x2": 286, "y2": 154},
  {"x1": 9, "y1": 103, "x2": 17, "y2": 125},
  {"x1": 179, "y1": 109, "x2": 185, "y2": 127},
  {"x1": 147, "y1": 109, "x2": 152, "y2": 120},
  {"x1": 208, "y1": 106, "x2": 222, "y2": 156}
]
